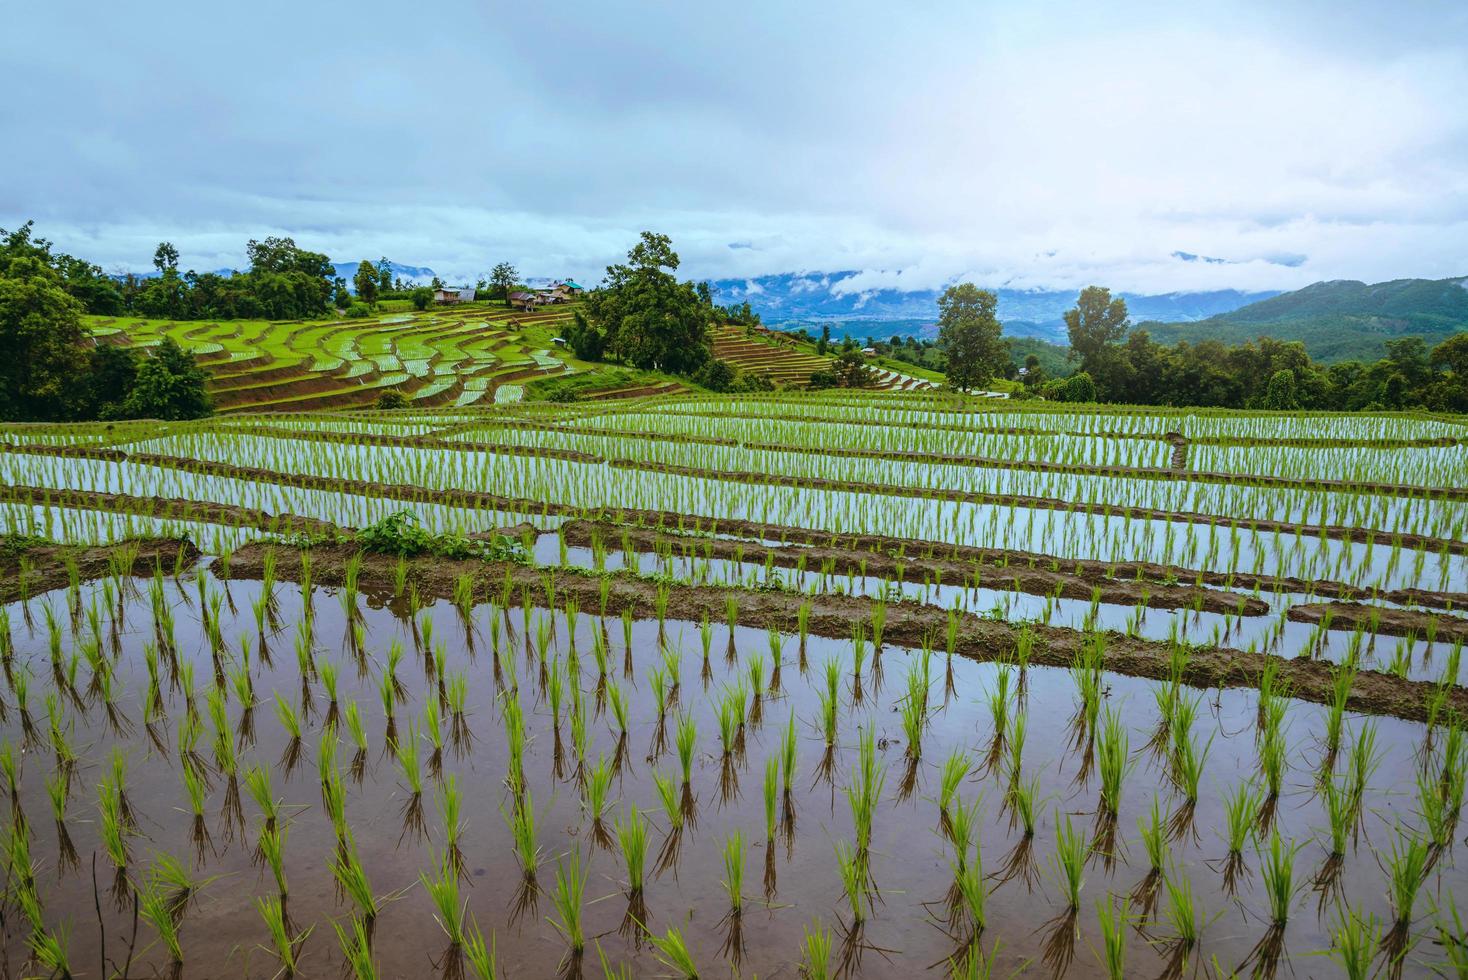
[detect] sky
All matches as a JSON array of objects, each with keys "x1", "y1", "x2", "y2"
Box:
[{"x1": 3, "y1": 0, "x2": 1466, "y2": 295}]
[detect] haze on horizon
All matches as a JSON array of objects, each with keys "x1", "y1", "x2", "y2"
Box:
[{"x1": 3, "y1": 0, "x2": 1466, "y2": 296}]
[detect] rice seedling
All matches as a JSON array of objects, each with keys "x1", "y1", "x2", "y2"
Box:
[
  {"x1": 332, "y1": 833, "x2": 383, "y2": 944},
  {"x1": 259, "y1": 819, "x2": 289, "y2": 897},
  {"x1": 615, "y1": 804, "x2": 650, "y2": 939},
  {"x1": 1379, "y1": 825, "x2": 1430, "y2": 971},
  {"x1": 718, "y1": 831, "x2": 746, "y2": 961},
  {"x1": 648, "y1": 924, "x2": 700, "y2": 979},
  {"x1": 800, "y1": 919, "x2": 834, "y2": 980},
  {"x1": 1157, "y1": 869, "x2": 1202, "y2": 979},
  {"x1": 273, "y1": 691, "x2": 304, "y2": 774},
  {"x1": 258, "y1": 894, "x2": 310, "y2": 977},
  {"x1": 396, "y1": 722, "x2": 427, "y2": 843},
  {"x1": 1042, "y1": 809, "x2": 1088, "y2": 975},
  {"x1": 505, "y1": 788, "x2": 540, "y2": 918},
  {"x1": 334, "y1": 915, "x2": 378, "y2": 980},
  {"x1": 463, "y1": 917, "x2": 499, "y2": 980},
  {"x1": 45, "y1": 771, "x2": 78, "y2": 872},
  {"x1": 1092, "y1": 705, "x2": 1130, "y2": 868},
  {"x1": 1242, "y1": 830, "x2": 1300, "y2": 979},
  {"x1": 1094, "y1": 894, "x2": 1128, "y2": 980},
  {"x1": 542, "y1": 848, "x2": 590, "y2": 973}
]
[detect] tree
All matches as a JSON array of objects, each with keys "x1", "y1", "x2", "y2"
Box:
[
  {"x1": 376, "y1": 258, "x2": 393, "y2": 295},
  {"x1": 86, "y1": 344, "x2": 140, "y2": 419},
  {"x1": 1060, "y1": 371, "x2": 1097, "y2": 403},
  {"x1": 1064, "y1": 286, "x2": 1130, "y2": 365},
  {"x1": 1262, "y1": 369, "x2": 1299, "y2": 410},
  {"x1": 579, "y1": 232, "x2": 711, "y2": 375},
  {"x1": 376, "y1": 390, "x2": 409, "y2": 410},
  {"x1": 0, "y1": 255, "x2": 90, "y2": 420},
  {"x1": 489, "y1": 262, "x2": 518, "y2": 303},
  {"x1": 120, "y1": 338, "x2": 212, "y2": 420},
  {"x1": 694, "y1": 358, "x2": 736, "y2": 392},
  {"x1": 353, "y1": 260, "x2": 378, "y2": 307},
  {"x1": 333, "y1": 278, "x2": 351, "y2": 309},
  {"x1": 411, "y1": 287, "x2": 433, "y2": 311},
  {"x1": 936, "y1": 283, "x2": 1006, "y2": 392},
  {"x1": 817, "y1": 324, "x2": 831, "y2": 355},
  {"x1": 153, "y1": 242, "x2": 179, "y2": 274}
]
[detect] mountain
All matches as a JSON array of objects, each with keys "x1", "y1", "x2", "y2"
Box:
[
  {"x1": 1136, "y1": 276, "x2": 1468, "y2": 362},
  {"x1": 708, "y1": 272, "x2": 1277, "y2": 342},
  {"x1": 333, "y1": 260, "x2": 437, "y2": 288}
]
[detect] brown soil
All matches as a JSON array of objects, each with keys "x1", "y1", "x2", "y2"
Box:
[
  {"x1": 558, "y1": 517, "x2": 1270, "y2": 616},
  {"x1": 1288, "y1": 602, "x2": 1468, "y2": 643},
  {"x1": 222, "y1": 541, "x2": 1467, "y2": 725},
  {"x1": 0, "y1": 536, "x2": 199, "y2": 604},
  {"x1": 9, "y1": 446, "x2": 1459, "y2": 611}
]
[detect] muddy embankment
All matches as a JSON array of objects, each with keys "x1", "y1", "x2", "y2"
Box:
[
  {"x1": 1289, "y1": 602, "x2": 1468, "y2": 643},
  {"x1": 558, "y1": 517, "x2": 1270, "y2": 616},
  {"x1": 223, "y1": 542, "x2": 1466, "y2": 725},
  {"x1": 0, "y1": 536, "x2": 199, "y2": 604}
]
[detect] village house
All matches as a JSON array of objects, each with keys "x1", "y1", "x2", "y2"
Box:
[{"x1": 433, "y1": 286, "x2": 476, "y2": 304}]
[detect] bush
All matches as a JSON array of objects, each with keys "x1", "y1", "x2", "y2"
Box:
[
  {"x1": 355, "y1": 510, "x2": 528, "y2": 563},
  {"x1": 345, "y1": 303, "x2": 372, "y2": 318},
  {"x1": 411, "y1": 287, "x2": 432, "y2": 311},
  {"x1": 693, "y1": 358, "x2": 736, "y2": 392},
  {"x1": 375, "y1": 390, "x2": 409, "y2": 410},
  {"x1": 1060, "y1": 371, "x2": 1097, "y2": 403}
]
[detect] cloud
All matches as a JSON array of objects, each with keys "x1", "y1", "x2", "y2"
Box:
[{"x1": 1, "y1": 0, "x2": 1465, "y2": 293}]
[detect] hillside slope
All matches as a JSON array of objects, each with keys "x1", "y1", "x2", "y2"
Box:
[{"x1": 1136, "y1": 276, "x2": 1468, "y2": 361}]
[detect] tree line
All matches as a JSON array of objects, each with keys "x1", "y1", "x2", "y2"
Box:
[
  {"x1": 0, "y1": 223, "x2": 211, "y2": 421},
  {"x1": 1049, "y1": 286, "x2": 1468, "y2": 411},
  {"x1": 878, "y1": 280, "x2": 1467, "y2": 411}
]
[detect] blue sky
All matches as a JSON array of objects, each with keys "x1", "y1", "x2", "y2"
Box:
[{"x1": 3, "y1": 0, "x2": 1465, "y2": 293}]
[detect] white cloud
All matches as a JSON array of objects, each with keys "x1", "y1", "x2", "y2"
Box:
[{"x1": 1, "y1": 0, "x2": 1464, "y2": 294}]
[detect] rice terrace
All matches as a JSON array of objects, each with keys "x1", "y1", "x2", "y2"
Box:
[
  {"x1": 4, "y1": 3, "x2": 1468, "y2": 975},
  {"x1": 1, "y1": 379, "x2": 1466, "y2": 977}
]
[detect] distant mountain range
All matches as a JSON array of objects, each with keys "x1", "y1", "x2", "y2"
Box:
[
  {"x1": 333, "y1": 260, "x2": 437, "y2": 289},
  {"x1": 707, "y1": 272, "x2": 1279, "y2": 343},
  {"x1": 1138, "y1": 276, "x2": 1468, "y2": 362}
]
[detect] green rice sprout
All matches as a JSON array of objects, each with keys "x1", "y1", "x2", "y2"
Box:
[
  {"x1": 423, "y1": 849, "x2": 467, "y2": 947},
  {"x1": 616, "y1": 805, "x2": 649, "y2": 894},
  {"x1": 721, "y1": 831, "x2": 745, "y2": 915},
  {"x1": 1094, "y1": 895, "x2": 1127, "y2": 979},
  {"x1": 1326, "y1": 904, "x2": 1380, "y2": 980},
  {"x1": 257, "y1": 894, "x2": 310, "y2": 976},
  {"x1": 799, "y1": 919, "x2": 834, "y2": 980},
  {"x1": 1257, "y1": 830, "x2": 1299, "y2": 925},
  {"x1": 332, "y1": 833, "x2": 381, "y2": 926},
  {"x1": 1052, "y1": 810, "x2": 1088, "y2": 909},
  {"x1": 648, "y1": 924, "x2": 699, "y2": 978},
  {"x1": 835, "y1": 839, "x2": 865, "y2": 924},
  {"x1": 259, "y1": 820, "x2": 289, "y2": 896},
  {"x1": 334, "y1": 915, "x2": 378, "y2": 980},
  {"x1": 463, "y1": 918, "x2": 499, "y2": 980}
]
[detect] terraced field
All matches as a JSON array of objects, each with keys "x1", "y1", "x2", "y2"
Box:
[
  {"x1": 0, "y1": 392, "x2": 1465, "y2": 978},
  {"x1": 89, "y1": 304, "x2": 584, "y2": 412},
  {"x1": 712, "y1": 327, "x2": 939, "y2": 391}
]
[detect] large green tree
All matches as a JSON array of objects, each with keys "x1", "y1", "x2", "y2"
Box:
[
  {"x1": 0, "y1": 254, "x2": 90, "y2": 420},
  {"x1": 580, "y1": 232, "x2": 711, "y2": 375},
  {"x1": 936, "y1": 283, "x2": 1006, "y2": 392},
  {"x1": 120, "y1": 338, "x2": 212, "y2": 420},
  {"x1": 489, "y1": 262, "x2": 518, "y2": 302},
  {"x1": 353, "y1": 260, "x2": 379, "y2": 306}
]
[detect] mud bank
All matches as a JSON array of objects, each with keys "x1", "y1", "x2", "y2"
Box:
[{"x1": 223, "y1": 542, "x2": 1466, "y2": 724}]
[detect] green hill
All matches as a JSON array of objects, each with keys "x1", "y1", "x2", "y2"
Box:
[{"x1": 1136, "y1": 276, "x2": 1468, "y2": 362}]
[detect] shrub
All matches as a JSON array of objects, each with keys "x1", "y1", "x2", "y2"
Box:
[
  {"x1": 1060, "y1": 371, "x2": 1097, "y2": 403},
  {"x1": 345, "y1": 303, "x2": 372, "y2": 318},
  {"x1": 411, "y1": 287, "x2": 432, "y2": 311},
  {"x1": 354, "y1": 510, "x2": 528, "y2": 563},
  {"x1": 375, "y1": 390, "x2": 409, "y2": 410},
  {"x1": 694, "y1": 358, "x2": 736, "y2": 392}
]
